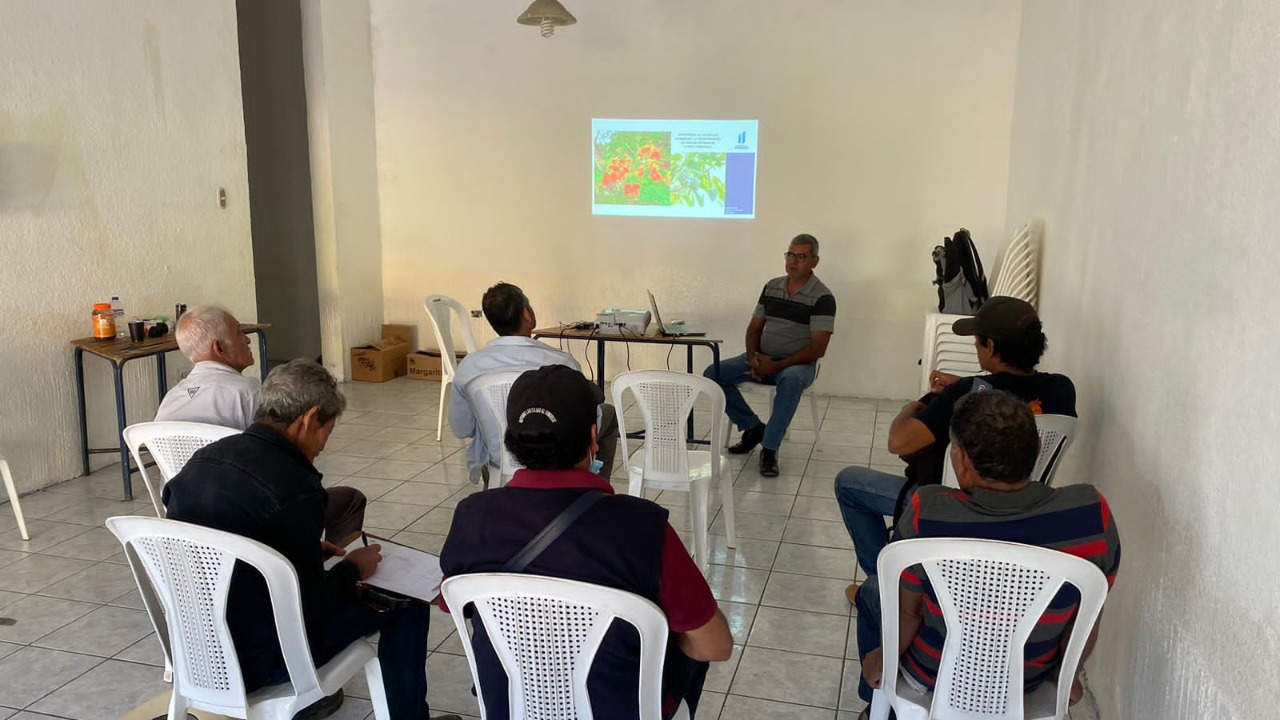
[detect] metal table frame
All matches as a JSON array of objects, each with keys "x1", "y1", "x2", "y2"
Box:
[
  {"x1": 72, "y1": 324, "x2": 269, "y2": 500},
  {"x1": 532, "y1": 326, "x2": 723, "y2": 444}
]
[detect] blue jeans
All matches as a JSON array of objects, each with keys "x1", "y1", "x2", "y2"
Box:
[
  {"x1": 703, "y1": 353, "x2": 816, "y2": 451},
  {"x1": 834, "y1": 465, "x2": 908, "y2": 578},
  {"x1": 855, "y1": 575, "x2": 884, "y2": 705}
]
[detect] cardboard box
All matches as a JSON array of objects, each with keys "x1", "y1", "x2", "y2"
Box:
[
  {"x1": 407, "y1": 350, "x2": 468, "y2": 381},
  {"x1": 350, "y1": 325, "x2": 413, "y2": 382}
]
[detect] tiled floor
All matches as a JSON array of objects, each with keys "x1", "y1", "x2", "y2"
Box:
[{"x1": 0, "y1": 377, "x2": 1099, "y2": 720}]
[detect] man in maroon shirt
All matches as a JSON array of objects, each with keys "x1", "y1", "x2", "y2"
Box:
[{"x1": 441, "y1": 365, "x2": 732, "y2": 719}]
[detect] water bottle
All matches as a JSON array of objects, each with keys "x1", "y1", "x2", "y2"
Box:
[{"x1": 110, "y1": 296, "x2": 126, "y2": 338}]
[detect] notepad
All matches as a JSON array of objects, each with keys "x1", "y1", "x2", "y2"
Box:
[{"x1": 325, "y1": 534, "x2": 444, "y2": 603}]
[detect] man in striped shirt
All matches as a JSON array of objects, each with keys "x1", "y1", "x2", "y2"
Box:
[
  {"x1": 854, "y1": 390, "x2": 1120, "y2": 718},
  {"x1": 704, "y1": 233, "x2": 836, "y2": 477}
]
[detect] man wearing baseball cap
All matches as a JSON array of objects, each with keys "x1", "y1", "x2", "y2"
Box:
[
  {"x1": 833, "y1": 296, "x2": 1077, "y2": 597},
  {"x1": 440, "y1": 365, "x2": 732, "y2": 719}
]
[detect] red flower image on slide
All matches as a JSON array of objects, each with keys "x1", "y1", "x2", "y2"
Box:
[{"x1": 593, "y1": 131, "x2": 672, "y2": 206}]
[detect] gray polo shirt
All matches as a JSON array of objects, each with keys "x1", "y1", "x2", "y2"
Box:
[{"x1": 753, "y1": 274, "x2": 837, "y2": 357}]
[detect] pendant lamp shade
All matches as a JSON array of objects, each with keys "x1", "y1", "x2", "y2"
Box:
[{"x1": 517, "y1": 0, "x2": 576, "y2": 37}]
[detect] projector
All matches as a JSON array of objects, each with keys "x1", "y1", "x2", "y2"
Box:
[{"x1": 595, "y1": 309, "x2": 651, "y2": 336}]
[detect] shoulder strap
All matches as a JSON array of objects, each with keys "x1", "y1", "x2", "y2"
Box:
[{"x1": 502, "y1": 490, "x2": 607, "y2": 573}]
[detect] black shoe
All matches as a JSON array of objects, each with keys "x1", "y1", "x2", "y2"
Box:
[
  {"x1": 759, "y1": 449, "x2": 779, "y2": 477},
  {"x1": 294, "y1": 689, "x2": 344, "y2": 720},
  {"x1": 728, "y1": 423, "x2": 766, "y2": 454}
]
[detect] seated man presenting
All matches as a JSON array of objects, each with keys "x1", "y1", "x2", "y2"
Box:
[
  {"x1": 441, "y1": 365, "x2": 733, "y2": 720},
  {"x1": 834, "y1": 296, "x2": 1076, "y2": 594},
  {"x1": 164, "y1": 360, "x2": 460, "y2": 720},
  {"x1": 853, "y1": 390, "x2": 1120, "y2": 719},
  {"x1": 450, "y1": 281, "x2": 618, "y2": 482},
  {"x1": 704, "y1": 233, "x2": 835, "y2": 477},
  {"x1": 155, "y1": 304, "x2": 259, "y2": 429}
]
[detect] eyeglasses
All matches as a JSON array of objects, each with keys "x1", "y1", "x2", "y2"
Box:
[{"x1": 783, "y1": 252, "x2": 813, "y2": 262}]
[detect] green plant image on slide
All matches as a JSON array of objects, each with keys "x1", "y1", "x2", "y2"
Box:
[
  {"x1": 594, "y1": 131, "x2": 728, "y2": 209},
  {"x1": 594, "y1": 131, "x2": 673, "y2": 205},
  {"x1": 668, "y1": 152, "x2": 726, "y2": 208}
]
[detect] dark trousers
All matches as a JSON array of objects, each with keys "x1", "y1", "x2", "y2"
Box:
[
  {"x1": 324, "y1": 486, "x2": 367, "y2": 544},
  {"x1": 662, "y1": 642, "x2": 710, "y2": 719},
  {"x1": 596, "y1": 402, "x2": 620, "y2": 480},
  {"x1": 261, "y1": 600, "x2": 431, "y2": 719}
]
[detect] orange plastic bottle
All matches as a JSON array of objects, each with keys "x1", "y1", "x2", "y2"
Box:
[{"x1": 92, "y1": 302, "x2": 116, "y2": 339}]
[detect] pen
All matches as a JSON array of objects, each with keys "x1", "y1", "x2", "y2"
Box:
[{"x1": 361, "y1": 531, "x2": 369, "y2": 548}]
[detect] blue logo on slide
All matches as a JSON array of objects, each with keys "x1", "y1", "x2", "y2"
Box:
[{"x1": 733, "y1": 130, "x2": 749, "y2": 150}]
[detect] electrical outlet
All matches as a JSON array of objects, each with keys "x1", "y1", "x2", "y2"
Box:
[{"x1": 470, "y1": 309, "x2": 483, "y2": 318}]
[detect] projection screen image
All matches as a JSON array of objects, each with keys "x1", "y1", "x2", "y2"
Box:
[{"x1": 592, "y1": 119, "x2": 758, "y2": 219}]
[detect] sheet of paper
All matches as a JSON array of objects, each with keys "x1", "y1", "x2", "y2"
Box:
[{"x1": 326, "y1": 535, "x2": 444, "y2": 603}]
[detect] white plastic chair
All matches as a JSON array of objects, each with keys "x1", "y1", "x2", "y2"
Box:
[
  {"x1": 612, "y1": 370, "x2": 735, "y2": 569},
  {"x1": 723, "y1": 360, "x2": 823, "y2": 447},
  {"x1": 0, "y1": 453, "x2": 30, "y2": 541},
  {"x1": 105, "y1": 516, "x2": 391, "y2": 720},
  {"x1": 991, "y1": 222, "x2": 1041, "y2": 308},
  {"x1": 441, "y1": 573, "x2": 689, "y2": 720},
  {"x1": 463, "y1": 370, "x2": 524, "y2": 488},
  {"x1": 123, "y1": 421, "x2": 241, "y2": 517},
  {"x1": 424, "y1": 295, "x2": 481, "y2": 441},
  {"x1": 920, "y1": 313, "x2": 984, "y2": 395},
  {"x1": 870, "y1": 538, "x2": 1108, "y2": 720},
  {"x1": 941, "y1": 414, "x2": 1078, "y2": 488}
]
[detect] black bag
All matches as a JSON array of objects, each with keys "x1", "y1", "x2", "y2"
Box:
[{"x1": 932, "y1": 228, "x2": 989, "y2": 314}]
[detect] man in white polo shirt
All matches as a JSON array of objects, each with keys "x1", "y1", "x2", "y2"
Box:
[
  {"x1": 155, "y1": 305, "x2": 260, "y2": 429},
  {"x1": 156, "y1": 305, "x2": 367, "y2": 543}
]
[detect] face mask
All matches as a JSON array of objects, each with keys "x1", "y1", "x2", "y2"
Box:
[{"x1": 589, "y1": 458, "x2": 604, "y2": 475}]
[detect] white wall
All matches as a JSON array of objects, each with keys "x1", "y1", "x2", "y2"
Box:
[
  {"x1": 303, "y1": 0, "x2": 386, "y2": 380},
  {"x1": 370, "y1": 0, "x2": 1022, "y2": 398},
  {"x1": 0, "y1": 0, "x2": 255, "y2": 494},
  {"x1": 1006, "y1": 1, "x2": 1280, "y2": 717}
]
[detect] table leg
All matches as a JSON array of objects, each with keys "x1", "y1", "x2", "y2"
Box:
[
  {"x1": 686, "y1": 345, "x2": 696, "y2": 443},
  {"x1": 254, "y1": 329, "x2": 269, "y2": 380},
  {"x1": 74, "y1": 348, "x2": 89, "y2": 476},
  {"x1": 595, "y1": 339, "x2": 606, "y2": 391},
  {"x1": 112, "y1": 361, "x2": 132, "y2": 500},
  {"x1": 155, "y1": 352, "x2": 168, "y2": 397}
]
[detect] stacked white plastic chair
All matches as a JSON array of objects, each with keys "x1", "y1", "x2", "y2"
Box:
[
  {"x1": 464, "y1": 370, "x2": 524, "y2": 488},
  {"x1": 941, "y1": 413, "x2": 1078, "y2": 488},
  {"x1": 990, "y1": 221, "x2": 1042, "y2": 307},
  {"x1": 0, "y1": 453, "x2": 29, "y2": 540},
  {"x1": 612, "y1": 370, "x2": 735, "y2": 569},
  {"x1": 423, "y1": 295, "x2": 481, "y2": 441},
  {"x1": 870, "y1": 537, "x2": 1108, "y2": 720},
  {"x1": 441, "y1": 573, "x2": 689, "y2": 720},
  {"x1": 724, "y1": 359, "x2": 823, "y2": 448},
  {"x1": 919, "y1": 314, "x2": 984, "y2": 395},
  {"x1": 106, "y1": 516, "x2": 391, "y2": 720},
  {"x1": 123, "y1": 421, "x2": 241, "y2": 517}
]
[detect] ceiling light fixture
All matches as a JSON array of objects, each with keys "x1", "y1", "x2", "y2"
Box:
[{"x1": 517, "y1": 0, "x2": 576, "y2": 38}]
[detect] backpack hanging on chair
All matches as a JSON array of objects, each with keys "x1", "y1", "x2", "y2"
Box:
[{"x1": 932, "y1": 228, "x2": 989, "y2": 315}]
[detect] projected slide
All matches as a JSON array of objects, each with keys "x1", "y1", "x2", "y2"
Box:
[{"x1": 592, "y1": 119, "x2": 758, "y2": 219}]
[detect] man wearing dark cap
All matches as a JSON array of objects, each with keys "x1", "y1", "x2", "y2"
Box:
[
  {"x1": 440, "y1": 365, "x2": 732, "y2": 720},
  {"x1": 833, "y1": 297, "x2": 1077, "y2": 595}
]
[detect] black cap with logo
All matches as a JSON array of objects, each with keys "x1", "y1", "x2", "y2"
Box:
[
  {"x1": 952, "y1": 296, "x2": 1039, "y2": 341},
  {"x1": 505, "y1": 365, "x2": 604, "y2": 447}
]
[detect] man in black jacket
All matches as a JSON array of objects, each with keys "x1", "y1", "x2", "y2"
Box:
[{"x1": 164, "y1": 359, "x2": 458, "y2": 720}]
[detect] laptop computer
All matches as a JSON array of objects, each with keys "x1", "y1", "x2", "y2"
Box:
[{"x1": 647, "y1": 290, "x2": 706, "y2": 337}]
